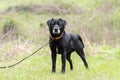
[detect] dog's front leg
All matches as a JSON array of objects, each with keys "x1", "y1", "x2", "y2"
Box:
[
  {"x1": 61, "y1": 51, "x2": 66, "y2": 73},
  {"x1": 51, "y1": 52, "x2": 56, "y2": 73}
]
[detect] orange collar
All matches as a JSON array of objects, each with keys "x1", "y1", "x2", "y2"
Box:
[{"x1": 50, "y1": 32, "x2": 64, "y2": 40}]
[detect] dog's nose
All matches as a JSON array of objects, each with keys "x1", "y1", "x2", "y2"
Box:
[
  {"x1": 55, "y1": 29, "x2": 58, "y2": 32},
  {"x1": 53, "y1": 29, "x2": 60, "y2": 34}
]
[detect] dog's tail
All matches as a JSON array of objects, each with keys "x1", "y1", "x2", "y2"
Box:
[{"x1": 77, "y1": 35, "x2": 84, "y2": 48}]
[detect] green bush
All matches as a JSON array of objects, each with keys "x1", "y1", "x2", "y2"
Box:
[
  {"x1": 2, "y1": 16, "x2": 18, "y2": 33},
  {"x1": 110, "y1": 8, "x2": 120, "y2": 29}
]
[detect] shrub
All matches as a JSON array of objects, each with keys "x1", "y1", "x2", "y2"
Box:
[
  {"x1": 110, "y1": 8, "x2": 120, "y2": 29},
  {"x1": 1, "y1": 16, "x2": 18, "y2": 41}
]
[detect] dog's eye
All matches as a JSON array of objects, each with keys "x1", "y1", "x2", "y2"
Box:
[
  {"x1": 51, "y1": 22, "x2": 56, "y2": 26},
  {"x1": 57, "y1": 22, "x2": 61, "y2": 25}
]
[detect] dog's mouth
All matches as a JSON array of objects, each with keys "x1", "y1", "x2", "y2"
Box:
[{"x1": 53, "y1": 29, "x2": 60, "y2": 34}]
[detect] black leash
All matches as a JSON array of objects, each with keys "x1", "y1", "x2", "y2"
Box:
[{"x1": 0, "y1": 42, "x2": 49, "y2": 69}]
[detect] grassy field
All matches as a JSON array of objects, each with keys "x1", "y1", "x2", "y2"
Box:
[
  {"x1": 0, "y1": 47, "x2": 120, "y2": 80},
  {"x1": 0, "y1": 0, "x2": 120, "y2": 80}
]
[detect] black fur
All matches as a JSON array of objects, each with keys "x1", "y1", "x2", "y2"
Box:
[{"x1": 47, "y1": 18, "x2": 88, "y2": 73}]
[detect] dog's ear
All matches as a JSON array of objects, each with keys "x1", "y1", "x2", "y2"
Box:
[
  {"x1": 59, "y1": 19, "x2": 67, "y2": 27},
  {"x1": 47, "y1": 18, "x2": 54, "y2": 27}
]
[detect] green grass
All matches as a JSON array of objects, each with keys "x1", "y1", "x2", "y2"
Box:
[
  {"x1": 0, "y1": 47, "x2": 120, "y2": 80},
  {"x1": 0, "y1": 0, "x2": 100, "y2": 11},
  {"x1": 0, "y1": 0, "x2": 120, "y2": 44}
]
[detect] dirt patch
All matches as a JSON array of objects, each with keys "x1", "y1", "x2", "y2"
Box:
[{"x1": 3, "y1": 5, "x2": 85, "y2": 14}]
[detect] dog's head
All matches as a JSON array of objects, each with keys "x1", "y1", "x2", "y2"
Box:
[{"x1": 47, "y1": 18, "x2": 66, "y2": 37}]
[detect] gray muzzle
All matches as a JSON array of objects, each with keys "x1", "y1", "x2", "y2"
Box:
[{"x1": 53, "y1": 25, "x2": 60, "y2": 34}]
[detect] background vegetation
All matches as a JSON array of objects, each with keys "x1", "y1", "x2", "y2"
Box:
[{"x1": 0, "y1": 0, "x2": 120, "y2": 80}]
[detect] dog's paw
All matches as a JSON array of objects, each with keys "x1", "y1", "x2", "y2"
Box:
[
  {"x1": 61, "y1": 70, "x2": 65, "y2": 74},
  {"x1": 52, "y1": 70, "x2": 56, "y2": 73}
]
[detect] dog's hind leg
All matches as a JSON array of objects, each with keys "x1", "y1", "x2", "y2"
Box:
[
  {"x1": 67, "y1": 52, "x2": 73, "y2": 70},
  {"x1": 75, "y1": 49, "x2": 88, "y2": 69}
]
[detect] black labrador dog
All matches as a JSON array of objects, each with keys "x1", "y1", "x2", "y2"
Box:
[{"x1": 47, "y1": 18, "x2": 88, "y2": 73}]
